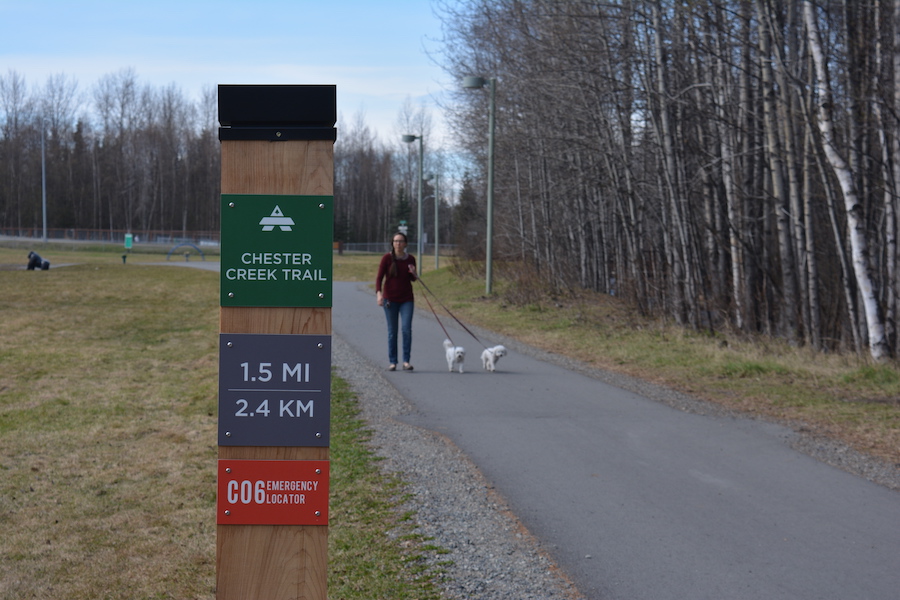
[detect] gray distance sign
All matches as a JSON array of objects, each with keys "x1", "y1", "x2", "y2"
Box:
[{"x1": 219, "y1": 333, "x2": 331, "y2": 447}]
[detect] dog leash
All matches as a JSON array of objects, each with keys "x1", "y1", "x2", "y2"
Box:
[
  {"x1": 416, "y1": 275, "x2": 488, "y2": 349},
  {"x1": 419, "y1": 286, "x2": 456, "y2": 345}
]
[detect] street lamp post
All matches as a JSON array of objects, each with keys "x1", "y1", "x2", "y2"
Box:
[
  {"x1": 434, "y1": 173, "x2": 440, "y2": 270},
  {"x1": 424, "y1": 172, "x2": 441, "y2": 270},
  {"x1": 40, "y1": 119, "x2": 48, "y2": 243},
  {"x1": 462, "y1": 75, "x2": 496, "y2": 295},
  {"x1": 401, "y1": 133, "x2": 425, "y2": 262}
]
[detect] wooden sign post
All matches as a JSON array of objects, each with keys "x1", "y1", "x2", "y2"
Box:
[{"x1": 215, "y1": 84, "x2": 336, "y2": 600}]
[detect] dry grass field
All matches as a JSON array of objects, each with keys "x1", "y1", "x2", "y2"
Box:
[
  {"x1": 0, "y1": 243, "x2": 897, "y2": 598},
  {"x1": 0, "y1": 246, "x2": 446, "y2": 599}
]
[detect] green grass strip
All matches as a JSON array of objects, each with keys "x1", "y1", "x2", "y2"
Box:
[{"x1": 329, "y1": 374, "x2": 448, "y2": 599}]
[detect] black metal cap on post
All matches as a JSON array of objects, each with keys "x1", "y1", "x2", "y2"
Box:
[{"x1": 218, "y1": 84, "x2": 337, "y2": 141}]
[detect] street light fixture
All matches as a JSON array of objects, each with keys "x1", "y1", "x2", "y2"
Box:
[
  {"x1": 462, "y1": 75, "x2": 496, "y2": 295},
  {"x1": 401, "y1": 133, "x2": 425, "y2": 262}
]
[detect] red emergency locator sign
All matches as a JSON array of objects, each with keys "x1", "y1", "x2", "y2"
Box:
[{"x1": 217, "y1": 460, "x2": 329, "y2": 525}]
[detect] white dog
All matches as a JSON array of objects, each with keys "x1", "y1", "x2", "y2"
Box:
[
  {"x1": 443, "y1": 339, "x2": 466, "y2": 373},
  {"x1": 481, "y1": 345, "x2": 508, "y2": 372}
]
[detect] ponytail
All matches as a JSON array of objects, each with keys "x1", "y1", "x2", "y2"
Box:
[{"x1": 389, "y1": 253, "x2": 398, "y2": 278}]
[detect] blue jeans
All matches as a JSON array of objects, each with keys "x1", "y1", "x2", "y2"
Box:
[{"x1": 383, "y1": 300, "x2": 414, "y2": 364}]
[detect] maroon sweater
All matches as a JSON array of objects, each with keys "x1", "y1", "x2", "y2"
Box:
[{"x1": 376, "y1": 252, "x2": 417, "y2": 303}]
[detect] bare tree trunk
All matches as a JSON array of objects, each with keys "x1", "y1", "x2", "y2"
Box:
[
  {"x1": 804, "y1": 0, "x2": 888, "y2": 360},
  {"x1": 757, "y1": 0, "x2": 799, "y2": 341},
  {"x1": 651, "y1": 1, "x2": 695, "y2": 326},
  {"x1": 711, "y1": 4, "x2": 745, "y2": 330},
  {"x1": 772, "y1": 2, "x2": 812, "y2": 343},
  {"x1": 0, "y1": 71, "x2": 35, "y2": 232},
  {"x1": 874, "y1": 0, "x2": 900, "y2": 355},
  {"x1": 802, "y1": 129, "x2": 822, "y2": 349},
  {"x1": 738, "y1": 1, "x2": 763, "y2": 333}
]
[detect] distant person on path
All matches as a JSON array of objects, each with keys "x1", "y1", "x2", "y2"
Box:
[{"x1": 376, "y1": 232, "x2": 417, "y2": 371}]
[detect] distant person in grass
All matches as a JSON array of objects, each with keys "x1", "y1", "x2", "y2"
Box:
[{"x1": 375, "y1": 232, "x2": 417, "y2": 371}]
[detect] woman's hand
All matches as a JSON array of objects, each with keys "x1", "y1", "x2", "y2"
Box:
[{"x1": 376, "y1": 290, "x2": 383, "y2": 306}]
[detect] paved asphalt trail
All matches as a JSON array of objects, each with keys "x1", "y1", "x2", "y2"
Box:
[
  {"x1": 175, "y1": 255, "x2": 899, "y2": 599},
  {"x1": 332, "y1": 280, "x2": 900, "y2": 600}
]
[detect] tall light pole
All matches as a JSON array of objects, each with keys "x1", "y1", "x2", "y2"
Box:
[
  {"x1": 40, "y1": 119, "x2": 48, "y2": 243},
  {"x1": 425, "y1": 172, "x2": 441, "y2": 270},
  {"x1": 433, "y1": 173, "x2": 440, "y2": 270},
  {"x1": 401, "y1": 134, "x2": 424, "y2": 262},
  {"x1": 463, "y1": 75, "x2": 496, "y2": 295}
]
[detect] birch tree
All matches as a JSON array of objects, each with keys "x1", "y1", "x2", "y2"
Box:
[{"x1": 804, "y1": 0, "x2": 888, "y2": 360}]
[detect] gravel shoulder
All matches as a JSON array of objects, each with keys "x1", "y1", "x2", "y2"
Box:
[{"x1": 332, "y1": 335, "x2": 583, "y2": 599}]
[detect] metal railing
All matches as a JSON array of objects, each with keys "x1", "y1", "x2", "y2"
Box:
[
  {"x1": 337, "y1": 242, "x2": 456, "y2": 255},
  {"x1": 0, "y1": 229, "x2": 455, "y2": 256},
  {"x1": 0, "y1": 227, "x2": 220, "y2": 246}
]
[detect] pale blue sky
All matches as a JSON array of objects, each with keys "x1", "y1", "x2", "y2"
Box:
[{"x1": 0, "y1": 0, "x2": 449, "y2": 141}]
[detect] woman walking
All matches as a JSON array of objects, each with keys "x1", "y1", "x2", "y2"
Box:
[{"x1": 376, "y1": 232, "x2": 417, "y2": 371}]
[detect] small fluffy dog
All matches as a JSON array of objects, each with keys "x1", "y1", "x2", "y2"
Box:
[
  {"x1": 443, "y1": 339, "x2": 466, "y2": 373},
  {"x1": 481, "y1": 345, "x2": 508, "y2": 372}
]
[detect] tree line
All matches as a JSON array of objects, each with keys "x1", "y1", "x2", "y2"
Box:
[
  {"x1": 438, "y1": 0, "x2": 900, "y2": 360},
  {"x1": 0, "y1": 69, "x2": 221, "y2": 238},
  {"x1": 6, "y1": 0, "x2": 898, "y2": 361},
  {"x1": 0, "y1": 69, "x2": 464, "y2": 251},
  {"x1": 334, "y1": 103, "x2": 464, "y2": 254}
]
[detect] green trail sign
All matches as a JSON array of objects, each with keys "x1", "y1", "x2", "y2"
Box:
[{"x1": 220, "y1": 194, "x2": 333, "y2": 307}]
